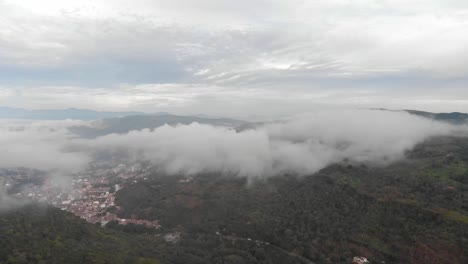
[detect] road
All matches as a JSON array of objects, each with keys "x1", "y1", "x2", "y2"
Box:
[{"x1": 215, "y1": 232, "x2": 316, "y2": 264}]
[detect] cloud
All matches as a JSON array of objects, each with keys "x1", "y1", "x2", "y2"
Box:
[
  {"x1": 0, "y1": 1, "x2": 467, "y2": 114},
  {"x1": 0, "y1": 178, "x2": 27, "y2": 213},
  {"x1": 0, "y1": 119, "x2": 91, "y2": 213},
  {"x1": 1, "y1": 0, "x2": 468, "y2": 86},
  {"x1": 2, "y1": 84, "x2": 468, "y2": 119},
  {"x1": 2, "y1": 110, "x2": 463, "y2": 178},
  {"x1": 0, "y1": 119, "x2": 90, "y2": 173},
  {"x1": 0, "y1": 109, "x2": 467, "y2": 211},
  {"x1": 75, "y1": 110, "x2": 466, "y2": 176},
  {"x1": 2, "y1": 1, "x2": 468, "y2": 211}
]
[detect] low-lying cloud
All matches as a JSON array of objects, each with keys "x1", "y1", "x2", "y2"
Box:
[
  {"x1": 0, "y1": 120, "x2": 90, "y2": 174},
  {"x1": 78, "y1": 110, "x2": 465, "y2": 176},
  {"x1": 2, "y1": 109, "x2": 468, "y2": 211},
  {"x1": 0, "y1": 110, "x2": 466, "y2": 180}
]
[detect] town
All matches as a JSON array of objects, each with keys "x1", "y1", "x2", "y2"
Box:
[{"x1": 1, "y1": 162, "x2": 161, "y2": 229}]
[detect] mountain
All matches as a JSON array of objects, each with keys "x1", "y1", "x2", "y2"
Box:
[
  {"x1": 69, "y1": 114, "x2": 249, "y2": 138},
  {"x1": 0, "y1": 107, "x2": 146, "y2": 120},
  {"x1": 405, "y1": 110, "x2": 468, "y2": 125},
  {"x1": 369, "y1": 108, "x2": 468, "y2": 125}
]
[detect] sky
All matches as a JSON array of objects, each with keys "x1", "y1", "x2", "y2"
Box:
[{"x1": 1, "y1": 0, "x2": 468, "y2": 118}]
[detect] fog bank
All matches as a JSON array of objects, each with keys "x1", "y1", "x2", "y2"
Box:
[
  {"x1": 0, "y1": 120, "x2": 90, "y2": 174},
  {"x1": 78, "y1": 110, "x2": 465, "y2": 176},
  {"x1": 0, "y1": 110, "x2": 466, "y2": 179}
]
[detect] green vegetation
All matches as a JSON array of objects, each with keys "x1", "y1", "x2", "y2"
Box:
[
  {"x1": 425, "y1": 163, "x2": 468, "y2": 185},
  {"x1": 0, "y1": 205, "x2": 306, "y2": 264},
  {"x1": 433, "y1": 208, "x2": 468, "y2": 224},
  {"x1": 113, "y1": 136, "x2": 468, "y2": 263}
]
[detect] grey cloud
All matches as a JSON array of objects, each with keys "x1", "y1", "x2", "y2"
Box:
[
  {"x1": 1, "y1": 0, "x2": 468, "y2": 87},
  {"x1": 76, "y1": 110, "x2": 466, "y2": 176},
  {"x1": 2, "y1": 0, "x2": 468, "y2": 210},
  {"x1": 0, "y1": 120, "x2": 90, "y2": 173},
  {"x1": 2, "y1": 110, "x2": 462, "y2": 178},
  {"x1": 0, "y1": 119, "x2": 90, "y2": 212},
  {"x1": 0, "y1": 110, "x2": 466, "y2": 212}
]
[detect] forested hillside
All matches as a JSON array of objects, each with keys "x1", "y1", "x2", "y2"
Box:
[
  {"x1": 114, "y1": 136, "x2": 468, "y2": 264},
  {"x1": 0, "y1": 205, "x2": 308, "y2": 264}
]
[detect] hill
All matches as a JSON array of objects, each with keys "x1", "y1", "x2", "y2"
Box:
[
  {"x1": 112, "y1": 136, "x2": 468, "y2": 264},
  {"x1": 0, "y1": 203, "x2": 309, "y2": 264},
  {"x1": 405, "y1": 110, "x2": 468, "y2": 125}
]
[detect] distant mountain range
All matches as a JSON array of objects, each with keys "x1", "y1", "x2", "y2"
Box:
[
  {"x1": 2, "y1": 107, "x2": 467, "y2": 139},
  {"x1": 369, "y1": 108, "x2": 468, "y2": 125},
  {"x1": 404, "y1": 110, "x2": 468, "y2": 125},
  {"x1": 0, "y1": 107, "x2": 148, "y2": 120},
  {"x1": 69, "y1": 114, "x2": 249, "y2": 138}
]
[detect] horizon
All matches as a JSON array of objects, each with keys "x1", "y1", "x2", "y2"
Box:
[{"x1": 1, "y1": 105, "x2": 468, "y2": 122}]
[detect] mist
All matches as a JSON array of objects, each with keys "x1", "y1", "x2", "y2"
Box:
[
  {"x1": 76, "y1": 110, "x2": 466, "y2": 176},
  {"x1": 1, "y1": 110, "x2": 466, "y2": 179},
  {"x1": 0, "y1": 120, "x2": 90, "y2": 174},
  {"x1": 0, "y1": 178, "x2": 25, "y2": 213},
  {"x1": 1, "y1": 109, "x2": 467, "y2": 211}
]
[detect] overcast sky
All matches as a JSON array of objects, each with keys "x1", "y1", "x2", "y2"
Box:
[{"x1": 1, "y1": 0, "x2": 467, "y2": 118}]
